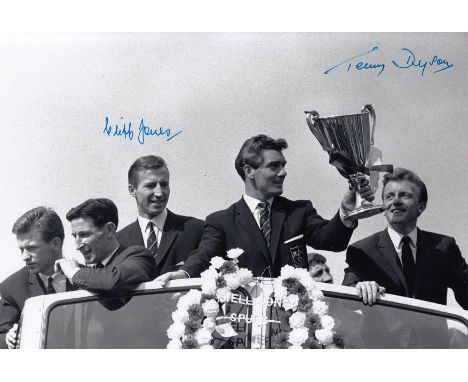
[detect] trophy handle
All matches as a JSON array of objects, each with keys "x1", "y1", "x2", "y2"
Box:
[{"x1": 361, "y1": 104, "x2": 376, "y2": 145}]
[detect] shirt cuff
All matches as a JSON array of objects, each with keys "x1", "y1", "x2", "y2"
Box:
[
  {"x1": 68, "y1": 267, "x2": 81, "y2": 283},
  {"x1": 339, "y1": 207, "x2": 357, "y2": 229},
  {"x1": 181, "y1": 270, "x2": 191, "y2": 278}
]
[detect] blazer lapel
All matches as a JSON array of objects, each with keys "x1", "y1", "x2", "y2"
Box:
[
  {"x1": 235, "y1": 199, "x2": 271, "y2": 266},
  {"x1": 377, "y1": 230, "x2": 409, "y2": 296},
  {"x1": 154, "y1": 210, "x2": 179, "y2": 266},
  {"x1": 131, "y1": 220, "x2": 145, "y2": 246},
  {"x1": 28, "y1": 273, "x2": 47, "y2": 296},
  {"x1": 413, "y1": 229, "x2": 430, "y2": 297},
  {"x1": 269, "y1": 198, "x2": 286, "y2": 265}
]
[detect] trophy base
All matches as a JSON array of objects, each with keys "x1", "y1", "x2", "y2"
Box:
[{"x1": 343, "y1": 204, "x2": 386, "y2": 222}]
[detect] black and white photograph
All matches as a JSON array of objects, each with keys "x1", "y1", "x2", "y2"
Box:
[{"x1": 0, "y1": 6, "x2": 467, "y2": 379}]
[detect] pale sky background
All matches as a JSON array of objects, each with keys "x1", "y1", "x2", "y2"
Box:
[{"x1": 1, "y1": 33, "x2": 467, "y2": 306}]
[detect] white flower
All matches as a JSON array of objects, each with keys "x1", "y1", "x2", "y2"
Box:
[
  {"x1": 177, "y1": 289, "x2": 202, "y2": 310},
  {"x1": 171, "y1": 309, "x2": 189, "y2": 323},
  {"x1": 312, "y1": 300, "x2": 328, "y2": 316},
  {"x1": 201, "y1": 278, "x2": 217, "y2": 296},
  {"x1": 320, "y1": 315, "x2": 335, "y2": 331},
  {"x1": 167, "y1": 322, "x2": 185, "y2": 339},
  {"x1": 224, "y1": 273, "x2": 241, "y2": 290},
  {"x1": 210, "y1": 256, "x2": 225, "y2": 269},
  {"x1": 167, "y1": 338, "x2": 182, "y2": 349},
  {"x1": 289, "y1": 312, "x2": 306, "y2": 329},
  {"x1": 301, "y1": 278, "x2": 316, "y2": 293},
  {"x1": 237, "y1": 268, "x2": 253, "y2": 286},
  {"x1": 199, "y1": 344, "x2": 214, "y2": 349},
  {"x1": 280, "y1": 265, "x2": 298, "y2": 280},
  {"x1": 274, "y1": 285, "x2": 288, "y2": 302},
  {"x1": 216, "y1": 287, "x2": 232, "y2": 303},
  {"x1": 200, "y1": 266, "x2": 218, "y2": 280},
  {"x1": 295, "y1": 268, "x2": 311, "y2": 284},
  {"x1": 195, "y1": 328, "x2": 213, "y2": 346},
  {"x1": 282, "y1": 294, "x2": 299, "y2": 311},
  {"x1": 203, "y1": 317, "x2": 217, "y2": 332},
  {"x1": 309, "y1": 288, "x2": 324, "y2": 301},
  {"x1": 288, "y1": 328, "x2": 309, "y2": 346},
  {"x1": 202, "y1": 299, "x2": 219, "y2": 318},
  {"x1": 227, "y1": 248, "x2": 244, "y2": 259},
  {"x1": 315, "y1": 328, "x2": 334, "y2": 345}
]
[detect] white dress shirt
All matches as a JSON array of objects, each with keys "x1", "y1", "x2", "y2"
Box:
[
  {"x1": 387, "y1": 225, "x2": 418, "y2": 263},
  {"x1": 38, "y1": 272, "x2": 67, "y2": 293},
  {"x1": 243, "y1": 193, "x2": 273, "y2": 228},
  {"x1": 137, "y1": 208, "x2": 168, "y2": 248}
]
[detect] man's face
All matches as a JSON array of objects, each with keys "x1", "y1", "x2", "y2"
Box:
[
  {"x1": 17, "y1": 230, "x2": 60, "y2": 275},
  {"x1": 129, "y1": 167, "x2": 170, "y2": 219},
  {"x1": 309, "y1": 262, "x2": 333, "y2": 284},
  {"x1": 71, "y1": 217, "x2": 111, "y2": 264},
  {"x1": 250, "y1": 150, "x2": 287, "y2": 200},
  {"x1": 383, "y1": 180, "x2": 426, "y2": 231}
]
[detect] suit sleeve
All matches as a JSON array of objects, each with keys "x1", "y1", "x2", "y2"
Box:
[
  {"x1": 446, "y1": 238, "x2": 468, "y2": 309},
  {"x1": 0, "y1": 283, "x2": 20, "y2": 349},
  {"x1": 71, "y1": 248, "x2": 157, "y2": 293},
  {"x1": 305, "y1": 202, "x2": 355, "y2": 252},
  {"x1": 181, "y1": 216, "x2": 226, "y2": 277},
  {"x1": 342, "y1": 245, "x2": 368, "y2": 287}
]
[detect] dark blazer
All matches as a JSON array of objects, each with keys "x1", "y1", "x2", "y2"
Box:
[
  {"x1": 343, "y1": 228, "x2": 468, "y2": 308},
  {"x1": 71, "y1": 244, "x2": 157, "y2": 293},
  {"x1": 0, "y1": 267, "x2": 78, "y2": 348},
  {"x1": 116, "y1": 210, "x2": 204, "y2": 276},
  {"x1": 182, "y1": 196, "x2": 355, "y2": 278}
]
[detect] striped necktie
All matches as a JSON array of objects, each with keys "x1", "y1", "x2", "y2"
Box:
[
  {"x1": 147, "y1": 221, "x2": 158, "y2": 257},
  {"x1": 258, "y1": 202, "x2": 271, "y2": 247}
]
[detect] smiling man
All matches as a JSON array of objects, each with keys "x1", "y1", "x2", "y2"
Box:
[
  {"x1": 0, "y1": 207, "x2": 77, "y2": 349},
  {"x1": 157, "y1": 134, "x2": 373, "y2": 282},
  {"x1": 343, "y1": 168, "x2": 468, "y2": 308},
  {"x1": 55, "y1": 198, "x2": 157, "y2": 293},
  {"x1": 116, "y1": 156, "x2": 204, "y2": 276}
]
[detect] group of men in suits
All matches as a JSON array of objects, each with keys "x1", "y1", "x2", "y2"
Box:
[{"x1": 2, "y1": 133, "x2": 468, "y2": 349}]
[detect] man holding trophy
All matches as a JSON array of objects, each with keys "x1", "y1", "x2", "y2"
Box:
[{"x1": 157, "y1": 132, "x2": 375, "y2": 282}]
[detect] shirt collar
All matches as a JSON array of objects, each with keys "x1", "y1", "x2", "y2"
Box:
[
  {"x1": 103, "y1": 245, "x2": 120, "y2": 266},
  {"x1": 387, "y1": 225, "x2": 418, "y2": 249},
  {"x1": 38, "y1": 271, "x2": 66, "y2": 285},
  {"x1": 138, "y1": 208, "x2": 168, "y2": 233},
  {"x1": 243, "y1": 193, "x2": 273, "y2": 214}
]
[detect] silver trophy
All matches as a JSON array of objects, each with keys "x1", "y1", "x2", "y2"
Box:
[{"x1": 305, "y1": 104, "x2": 392, "y2": 221}]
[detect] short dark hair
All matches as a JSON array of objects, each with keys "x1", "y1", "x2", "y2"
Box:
[
  {"x1": 382, "y1": 167, "x2": 428, "y2": 204},
  {"x1": 12, "y1": 207, "x2": 64, "y2": 244},
  {"x1": 128, "y1": 155, "x2": 168, "y2": 186},
  {"x1": 66, "y1": 198, "x2": 119, "y2": 229},
  {"x1": 308, "y1": 253, "x2": 327, "y2": 267},
  {"x1": 234, "y1": 134, "x2": 288, "y2": 180}
]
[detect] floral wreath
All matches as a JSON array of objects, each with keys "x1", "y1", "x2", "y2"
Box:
[
  {"x1": 167, "y1": 251, "x2": 342, "y2": 349},
  {"x1": 166, "y1": 248, "x2": 253, "y2": 349},
  {"x1": 271, "y1": 265, "x2": 343, "y2": 349}
]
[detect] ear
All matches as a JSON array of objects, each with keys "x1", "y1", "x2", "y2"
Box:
[
  {"x1": 105, "y1": 222, "x2": 117, "y2": 236},
  {"x1": 51, "y1": 237, "x2": 62, "y2": 249},
  {"x1": 243, "y1": 164, "x2": 256, "y2": 180},
  {"x1": 417, "y1": 202, "x2": 427, "y2": 216},
  {"x1": 128, "y1": 184, "x2": 136, "y2": 197}
]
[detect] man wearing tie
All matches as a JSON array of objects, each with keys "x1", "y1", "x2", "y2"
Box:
[
  {"x1": 55, "y1": 198, "x2": 157, "y2": 292},
  {"x1": 157, "y1": 134, "x2": 373, "y2": 282},
  {"x1": 0, "y1": 207, "x2": 77, "y2": 349},
  {"x1": 116, "y1": 156, "x2": 204, "y2": 276},
  {"x1": 343, "y1": 168, "x2": 468, "y2": 308}
]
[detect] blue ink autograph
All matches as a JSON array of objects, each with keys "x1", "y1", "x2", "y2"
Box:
[
  {"x1": 324, "y1": 46, "x2": 454, "y2": 77},
  {"x1": 102, "y1": 117, "x2": 182, "y2": 144}
]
